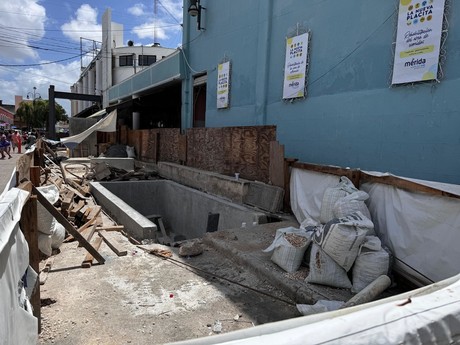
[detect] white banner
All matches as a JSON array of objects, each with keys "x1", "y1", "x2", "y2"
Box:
[
  {"x1": 283, "y1": 32, "x2": 309, "y2": 99},
  {"x1": 392, "y1": 0, "x2": 446, "y2": 84},
  {"x1": 217, "y1": 61, "x2": 230, "y2": 109}
]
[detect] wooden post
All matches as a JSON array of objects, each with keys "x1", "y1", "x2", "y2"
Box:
[
  {"x1": 30, "y1": 166, "x2": 41, "y2": 187},
  {"x1": 20, "y1": 194, "x2": 41, "y2": 333},
  {"x1": 283, "y1": 158, "x2": 298, "y2": 212}
]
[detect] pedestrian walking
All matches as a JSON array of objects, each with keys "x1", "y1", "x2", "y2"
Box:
[
  {"x1": 0, "y1": 134, "x2": 12, "y2": 159},
  {"x1": 12, "y1": 131, "x2": 22, "y2": 154}
]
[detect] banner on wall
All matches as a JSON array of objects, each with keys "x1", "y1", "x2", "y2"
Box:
[
  {"x1": 283, "y1": 32, "x2": 309, "y2": 99},
  {"x1": 392, "y1": 0, "x2": 446, "y2": 84},
  {"x1": 217, "y1": 61, "x2": 230, "y2": 109}
]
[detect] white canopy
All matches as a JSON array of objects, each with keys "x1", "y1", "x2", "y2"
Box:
[{"x1": 60, "y1": 109, "x2": 117, "y2": 149}]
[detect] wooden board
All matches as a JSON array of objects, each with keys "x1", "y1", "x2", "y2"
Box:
[
  {"x1": 269, "y1": 141, "x2": 285, "y2": 188},
  {"x1": 82, "y1": 237, "x2": 103, "y2": 268},
  {"x1": 98, "y1": 230, "x2": 128, "y2": 256}
]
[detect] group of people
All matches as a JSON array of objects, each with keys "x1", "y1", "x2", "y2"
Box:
[{"x1": 0, "y1": 130, "x2": 25, "y2": 159}]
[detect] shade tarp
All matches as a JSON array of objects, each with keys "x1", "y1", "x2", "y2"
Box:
[{"x1": 60, "y1": 109, "x2": 117, "y2": 149}]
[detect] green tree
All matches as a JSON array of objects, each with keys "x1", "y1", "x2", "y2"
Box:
[{"x1": 16, "y1": 99, "x2": 68, "y2": 130}]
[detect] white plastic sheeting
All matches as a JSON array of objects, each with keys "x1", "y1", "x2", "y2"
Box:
[
  {"x1": 290, "y1": 168, "x2": 460, "y2": 285},
  {"x1": 171, "y1": 274, "x2": 460, "y2": 345},
  {"x1": 60, "y1": 109, "x2": 117, "y2": 149},
  {"x1": 361, "y1": 179, "x2": 460, "y2": 284},
  {"x1": 0, "y1": 188, "x2": 38, "y2": 344}
]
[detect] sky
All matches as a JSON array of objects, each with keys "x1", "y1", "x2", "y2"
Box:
[{"x1": 0, "y1": 0, "x2": 183, "y2": 115}]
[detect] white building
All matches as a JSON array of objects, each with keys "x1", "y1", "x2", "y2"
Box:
[{"x1": 70, "y1": 8, "x2": 177, "y2": 116}]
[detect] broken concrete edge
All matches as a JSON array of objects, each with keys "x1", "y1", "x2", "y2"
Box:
[{"x1": 89, "y1": 181, "x2": 157, "y2": 241}]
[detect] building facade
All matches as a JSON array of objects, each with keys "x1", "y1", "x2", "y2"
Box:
[
  {"x1": 71, "y1": 8, "x2": 176, "y2": 117},
  {"x1": 178, "y1": 0, "x2": 460, "y2": 184},
  {"x1": 106, "y1": 1, "x2": 460, "y2": 185}
]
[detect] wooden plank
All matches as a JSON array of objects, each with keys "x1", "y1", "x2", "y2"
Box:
[
  {"x1": 40, "y1": 257, "x2": 55, "y2": 285},
  {"x1": 30, "y1": 166, "x2": 41, "y2": 187},
  {"x1": 98, "y1": 230, "x2": 128, "y2": 256},
  {"x1": 86, "y1": 205, "x2": 102, "y2": 222},
  {"x1": 63, "y1": 184, "x2": 89, "y2": 200},
  {"x1": 70, "y1": 199, "x2": 85, "y2": 217},
  {"x1": 292, "y1": 161, "x2": 361, "y2": 187},
  {"x1": 360, "y1": 172, "x2": 460, "y2": 199},
  {"x1": 61, "y1": 190, "x2": 75, "y2": 211},
  {"x1": 78, "y1": 224, "x2": 97, "y2": 247},
  {"x1": 19, "y1": 195, "x2": 41, "y2": 332},
  {"x1": 269, "y1": 141, "x2": 285, "y2": 188},
  {"x1": 82, "y1": 237, "x2": 103, "y2": 268},
  {"x1": 33, "y1": 185, "x2": 105, "y2": 264},
  {"x1": 65, "y1": 178, "x2": 91, "y2": 197},
  {"x1": 95, "y1": 225, "x2": 125, "y2": 231}
]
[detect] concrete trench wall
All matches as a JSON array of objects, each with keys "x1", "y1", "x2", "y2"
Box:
[{"x1": 90, "y1": 180, "x2": 269, "y2": 240}]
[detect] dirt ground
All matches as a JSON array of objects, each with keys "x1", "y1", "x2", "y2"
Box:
[{"x1": 38, "y1": 233, "x2": 301, "y2": 345}]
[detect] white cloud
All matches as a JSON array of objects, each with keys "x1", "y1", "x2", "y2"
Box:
[
  {"x1": 0, "y1": 0, "x2": 46, "y2": 61},
  {"x1": 61, "y1": 4, "x2": 102, "y2": 43},
  {"x1": 131, "y1": 0, "x2": 182, "y2": 42},
  {"x1": 128, "y1": 4, "x2": 146, "y2": 17}
]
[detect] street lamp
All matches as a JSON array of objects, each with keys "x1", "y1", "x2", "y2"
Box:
[
  {"x1": 26, "y1": 86, "x2": 41, "y2": 101},
  {"x1": 26, "y1": 87, "x2": 42, "y2": 131}
]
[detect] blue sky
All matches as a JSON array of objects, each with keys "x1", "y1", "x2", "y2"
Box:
[{"x1": 0, "y1": 0, "x2": 183, "y2": 115}]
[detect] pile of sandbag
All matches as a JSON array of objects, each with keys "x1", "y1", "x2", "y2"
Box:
[
  {"x1": 37, "y1": 185, "x2": 66, "y2": 256},
  {"x1": 265, "y1": 177, "x2": 392, "y2": 293}
]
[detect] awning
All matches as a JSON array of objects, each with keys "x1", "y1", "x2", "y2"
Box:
[{"x1": 60, "y1": 109, "x2": 117, "y2": 149}]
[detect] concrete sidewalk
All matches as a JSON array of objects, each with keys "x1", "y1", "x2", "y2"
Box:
[{"x1": 0, "y1": 152, "x2": 21, "y2": 196}]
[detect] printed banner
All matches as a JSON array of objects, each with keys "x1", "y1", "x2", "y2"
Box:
[
  {"x1": 283, "y1": 32, "x2": 309, "y2": 99},
  {"x1": 392, "y1": 0, "x2": 446, "y2": 84},
  {"x1": 217, "y1": 61, "x2": 230, "y2": 109}
]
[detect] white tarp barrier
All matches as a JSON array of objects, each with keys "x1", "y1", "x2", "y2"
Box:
[
  {"x1": 60, "y1": 109, "x2": 117, "y2": 148},
  {"x1": 171, "y1": 274, "x2": 460, "y2": 345},
  {"x1": 361, "y1": 179, "x2": 460, "y2": 284},
  {"x1": 0, "y1": 188, "x2": 38, "y2": 344},
  {"x1": 289, "y1": 168, "x2": 460, "y2": 285}
]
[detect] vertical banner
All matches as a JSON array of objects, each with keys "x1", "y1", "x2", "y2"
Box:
[
  {"x1": 217, "y1": 61, "x2": 230, "y2": 109},
  {"x1": 392, "y1": 0, "x2": 446, "y2": 84},
  {"x1": 283, "y1": 32, "x2": 309, "y2": 99}
]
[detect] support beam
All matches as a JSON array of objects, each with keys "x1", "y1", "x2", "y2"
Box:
[{"x1": 48, "y1": 84, "x2": 103, "y2": 139}]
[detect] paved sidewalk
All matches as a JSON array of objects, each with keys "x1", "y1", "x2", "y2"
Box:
[{"x1": 0, "y1": 152, "x2": 22, "y2": 196}]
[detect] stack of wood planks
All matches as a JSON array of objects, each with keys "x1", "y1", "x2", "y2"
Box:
[{"x1": 35, "y1": 144, "x2": 133, "y2": 270}]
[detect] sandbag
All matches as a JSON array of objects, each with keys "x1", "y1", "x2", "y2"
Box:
[
  {"x1": 263, "y1": 227, "x2": 313, "y2": 273},
  {"x1": 333, "y1": 190, "x2": 372, "y2": 221},
  {"x1": 314, "y1": 212, "x2": 373, "y2": 271},
  {"x1": 352, "y1": 244, "x2": 391, "y2": 294},
  {"x1": 36, "y1": 185, "x2": 60, "y2": 235},
  {"x1": 306, "y1": 244, "x2": 352, "y2": 289},
  {"x1": 51, "y1": 223, "x2": 66, "y2": 249},
  {"x1": 38, "y1": 233, "x2": 52, "y2": 256},
  {"x1": 126, "y1": 146, "x2": 136, "y2": 158},
  {"x1": 320, "y1": 176, "x2": 358, "y2": 224}
]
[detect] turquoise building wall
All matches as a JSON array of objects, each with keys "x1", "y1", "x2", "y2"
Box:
[{"x1": 182, "y1": 1, "x2": 460, "y2": 184}]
